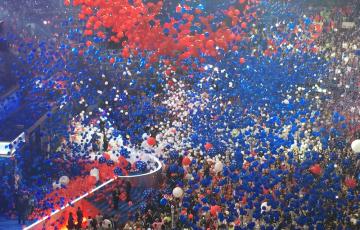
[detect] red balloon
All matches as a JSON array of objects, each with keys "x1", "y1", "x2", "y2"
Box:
[
  {"x1": 309, "y1": 164, "x2": 322, "y2": 175},
  {"x1": 239, "y1": 0, "x2": 246, "y2": 4},
  {"x1": 345, "y1": 177, "x2": 357, "y2": 188},
  {"x1": 109, "y1": 57, "x2": 115, "y2": 64},
  {"x1": 204, "y1": 142, "x2": 213, "y2": 151},
  {"x1": 241, "y1": 22, "x2": 247, "y2": 29},
  {"x1": 205, "y1": 40, "x2": 215, "y2": 49},
  {"x1": 188, "y1": 214, "x2": 193, "y2": 219},
  {"x1": 84, "y1": 29, "x2": 93, "y2": 36},
  {"x1": 87, "y1": 176, "x2": 97, "y2": 185},
  {"x1": 147, "y1": 137, "x2": 156, "y2": 146},
  {"x1": 103, "y1": 153, "x2": 111, "y2": 160},
  {"x1": 182, "y1": 157, "x2": 191, "y2": 166},
  {"x1": 239, "y1": 57, "x2": 246, "y2": 64},
  {"x1": 86, "y1": 41, "x2": 92, "y2": 47},
  {"x1": 210, "y1": 205, "x2": 220, "y2": 216},
  {"x1": 118, "y1": 156, "x2": 128, "y2": 167}
]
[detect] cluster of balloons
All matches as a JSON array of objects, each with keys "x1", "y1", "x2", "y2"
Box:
[
  {"x1": 1, "y1": 0, "x2": 358, "y2": 228},
  {"x1": 65, "y1": 0, "x2": 260, "y2": 68}
]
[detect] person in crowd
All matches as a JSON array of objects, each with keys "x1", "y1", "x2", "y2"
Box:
[
  {"x1": 112, "y1": 188, "x2": 119, "y2": 210},
  {"x1": 110, "y1": 215, "x2": 119, "y2": 230},
  {"x1": 67, "y1": 212, "x2": 75, "y2": 230},
  {"x1": 144, "y1": 209, "x2": 154, "y2": 229},
  {"x1": 15, "y1": 193, "x2": 25, "y2": 225},
  {"x1": 96, "y1": 212, "x2": 103, "y2": 225},
  {"x1": 86, "y1": 216, "x2": 92, "y2": 229},
  {"x1": 152, "y1": 217, "x2": 164, "y2": 230},
  {"x1": 90, "y1": 216, "x2": 98, "y2": 230},
  {"x1": 123, "y1": 220, "x2": 134, "y2": 230},
  {"x1": 125, "y1": 180, "x2": 132, "y2": 202},
  {"x1": 76, "y1": 207, "x2": 83, "y2": 229}
]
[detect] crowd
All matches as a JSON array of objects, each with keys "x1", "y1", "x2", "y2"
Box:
[
  {"x1": 67, "y1": 210, "x2": 121, "y2": 230},
  {"x1": 89, "y1": 1, "x2": 360, "y2": 230},
  {"x1": 0, "y1": 0, "x2": 359, "y2": 229}
]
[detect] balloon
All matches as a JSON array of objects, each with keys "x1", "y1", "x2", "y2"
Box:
[
  {"x1": 206, "y1": 40, "x2": 215, "y2": 49},
  {"x1": 142, "y1": 133, "x2": 148, "y2": 140},
  {"x1": 52, "y1": 181, "x2": 60, "y2": 190},
  {"x1": 160, "y1": 197, "x2": 168, "y2": 206},
  {"x1": 173, "y1": 187, "x2": 184, "y2": 198},
  {"x1": 90, "y1": 168, "x2": 100, "y2": 181},
  {"x1": 147, "y1": 137, "x2": 157, "y2": 146},
  {"x1": 309, "y1": 164, "x2": 322, "y2": 175},
  {"x1": 210, "y1": 205, "x2": 221, "y2": 216},
  {"x1": 59, "y1": 176, "x2": 70, "y2": 186},
  {"x1": 351, "y1": 139, "x2": 360, "y2": 153},
  {"x1": 231, "y1": 129, "x2": 240, "y2": 137},
  {"x1": 204, "y1": 142, "x2": 213, "y2": 151},
  {"x1": 261, "y1": 202, "x2": 271, "y2": 213},
  {"x1": 345, "y1": 177, "x2": 357, "y2": 189},
  {"x1": 239, "y1": 57, "x2": 246, "y2": 64},
  {"x1": 182, "y1": 156, "x2": 191, "y2": 166},
  {"x1": 103, "y1": 153, "x2": 111, "y2": 160},
  {"x1": 214, "y1": 161, "x2": 223, "y2": 173},
  {"x1": 99, "y1": 156, "x2": 106, "y2": 164},
  {"x1": 102, "y1": 219, "x2": 112, "y2": 229},
  {"x1": 87, "y1": 176, "x2": 97, "y2": 185},
  {"x1": 135, "y1": 161, "x2": 147, "y2": 172}
]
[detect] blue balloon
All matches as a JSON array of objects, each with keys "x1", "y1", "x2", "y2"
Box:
[
  {"x1": 135, "y1": 161, "x2": 147, "y2": 172},
  {"x1": 160, "y1": 197, "x2": 167, "y2": 206}
]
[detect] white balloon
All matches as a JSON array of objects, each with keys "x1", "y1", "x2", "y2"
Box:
[
  {"x1": 214, "y1": 161, "x2": 223, "y2": 173},
  {"x1": 351, "y1": 139, "x2": 360, "y2": 153},
  {"x1": 172, "y1": 187, "x2": 184, "y2": 198},
  {"x1": 59, "y1": 176, "x2": 70, "y2": 186},
  {"x1": 52, "y1": 181, "x2": 61, "y2": 190},
  {"x1": 261, "y1": 202, "x2": 271, "y2": 213},
  {"x1": 142, "y1": 133, "x2": 148, "y2": 140},
  {"x1": 102, "y1": 219, "x2": 112, "y2": 229},
  {"x1": 350, "y1": 217, "x2": 357, "y2": 225},
  {"x1": 90, "y1": 168, "x2": 99, "y2": 182}
]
